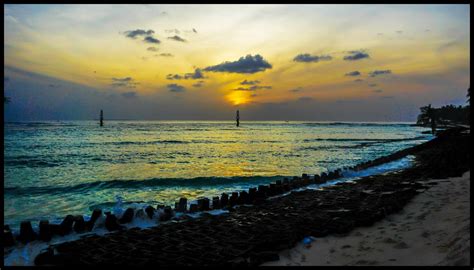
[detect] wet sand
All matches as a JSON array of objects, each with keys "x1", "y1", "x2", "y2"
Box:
[{"x1": 263, "y1": 171, "x2": 470, "y2": 266}]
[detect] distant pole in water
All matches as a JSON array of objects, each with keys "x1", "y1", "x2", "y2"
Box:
[
  {"x1": 236, "y1": 110, "x2": 240, "y2": 127},
  {"x1": 100, "y1": 110, "x2": 104, "y2": 127}
]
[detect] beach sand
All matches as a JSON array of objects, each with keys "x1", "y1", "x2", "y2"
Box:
[{"x1": 263, "y1": 171, "x2": 470, "y2": 266}]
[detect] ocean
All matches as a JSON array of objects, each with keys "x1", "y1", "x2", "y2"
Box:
[{"x1": 4, "y1": 121, "x2": 433, "y2": 229}]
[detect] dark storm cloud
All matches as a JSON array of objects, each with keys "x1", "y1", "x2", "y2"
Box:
[
  {"x1": 167, "y1": 35, "x2": 186, "y2": 42},
  {"x1": 293, "y1": 53, "x2": 332, "y2": 63},
  {"x1": 193, "y1": 28, "x2": 197, "y2": 33},
  {"x1": 345, "y1": 71, "x2": 361, "y2": 77},
  {"x1": 147, "y1": 47, "x2": 159, "y2": 52},
  {"x1": 369, "y1": 70, "x2": 392, "y2": 77},
  {"x1": 111, "y1": 77, "x2": 138, "y2": 88},
  {"x1": 203, "y1": 54, "x2": 272, "y2": 74},
  {"x1": 122, "y1": 91, "x2": 138, "y2": 98},
  {"x1": 144, "y1": 36, "x2": 161, "y2": 44},
  {"x1": 124, "y1": 29, "x2": 155, "y2": 39},
  {"x1": 240, "y1": 79, "x2": 260, "y2": 85},
  {"x1": 354, "y1": 79, "x2": 364, "y2": 82},
  {"x1": 396, "y1": 30, "x2": 403, "y2": 34},
  {"x1": 343, "y1": 51, "x2": 370, "y2": 61},
  {"x1": 159, "y1": 53, "x2": 173, "y2": 57},
  {"x1": 368, "y1": 83, "x2": 377, "y2": 87},
  {"x1": 167, "y1": 83, "x2": 186, "y2": 92},
  {"x1": 373, "y1": 89, "x2": 383, "y2": 93}
]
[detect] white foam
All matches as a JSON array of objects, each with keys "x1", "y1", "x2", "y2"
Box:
[{"x1": 269, "y1": 156, "x2": 414, "y2": 198}]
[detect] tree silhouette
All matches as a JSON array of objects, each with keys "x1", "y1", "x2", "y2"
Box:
[{"x1": 467, "y1": 87, "x2": 470, "y2": 103}]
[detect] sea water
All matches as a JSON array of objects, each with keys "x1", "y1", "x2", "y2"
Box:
[{"x1": 4, "y1": 121, "x2": 433, "y2": 229}]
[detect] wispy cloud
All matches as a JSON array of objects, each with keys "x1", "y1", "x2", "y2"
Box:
[
  {"x1": 167, "y1": 83, "x2": 186, "y2": 93},
  {"x1": 167, "y1": 69, "x2": 205, "y2": 80},
  {"x1": 293, "y1": 53, "x2": 332, "y2": 63},
  {"x1": 345, "y1": 71, "x2": 361, "y2": 76},
  {"x1": 240, "y1": 79, "x2": 260, "y2": 85},
  {"x1": 369, "y1": 70, "x2": 392, "y2": 77},
  {"x1": 289, "y1": 87, "x2": 303, "y2": 93},
  {"x1": 167, "y1": 35, "x2": 186, "y2": 42},
  {"x1": 111, "y1": 77, "x2": 138, "y2": 88}
]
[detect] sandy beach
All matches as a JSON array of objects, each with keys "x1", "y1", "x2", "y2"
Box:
[{"x1": 263, "y1": 171, "x2": 470, "y2": 266}]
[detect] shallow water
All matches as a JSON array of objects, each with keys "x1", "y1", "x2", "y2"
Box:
[{"x1": 4, "y1": 121, "x2": 432, "y2": 228}]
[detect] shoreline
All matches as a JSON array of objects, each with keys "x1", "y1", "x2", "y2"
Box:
[
  {"x1": 4, "y1": 127, "x2": 470, "y2": 266},
  {"x1": 262, "y1": 171, "x2": 470, "y2": 266}
]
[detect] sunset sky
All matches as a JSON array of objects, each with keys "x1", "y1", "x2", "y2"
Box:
[{"x1": 4, "y1": 4, "x2": 470, "y2": 121}]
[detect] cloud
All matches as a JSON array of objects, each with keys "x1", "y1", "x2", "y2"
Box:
[
  {"x1": 167, "y1": 69, "x2": 205, "y2": 80},
  {"x1": 343, "y1": 50, "x2": 370, "y2": 61},
  {"x1": 192, "y1": 81, "x2": 204, "y2": 88},
  {"x1": 165, "y1": 29, "x2": 180, "y2": 34},
  {"x1": 373, "y1": 89, "x2": 383, "y2": 93},
  {"x1": 204, "y1": 54, "x2": 272, "y2": 74},
  {"x1": 166, "y1": 74, "x2": 183, "y2": 80},
  {"x1": 184, "y1": 68, "x2": 205, "y2": 79},
  {"x1": 122, "y1": 91, "x2": 138, "y2": 98},
  {"x1": 354, "y1": 79, "x2": 364, "y2": 82},
  {"x1": 147, "y1": 47, "x2": 159, "y2": 52},
  {"x1": 159, "y1": 53, "x2": 173, "y2": 57},
  {"x1": 167, "y1": 35, "x2": 186, "y2": 42},
  {"x1": 240, "y1": 80, "x2": 260, "y2": 85},
  {"x1": 167, "y1": 83, "x2": 186, "y2": 93},
  {"x1": 369, "y1": 70, "x2": 392, "y2": 77},
  {"x1": 289, "y1": 87, "x2": 303, "y2": 93},
  {"x1": 124, "y1": 29, "x2": 155, "y2": 39},
  {"x1": 234, "y1": 85, "x2": 272, "y2": 91},
  {"x1": 193, "y1": 28, "x2": 197, "y2": 33},
  {"x1": 293, "y1": 53, "x2": 332, "y2": 63},
  {"x1": 368, "y1": 83, "x2": 377, "y2": 87},
  {"x1": 144, "y1": 36, "x2": 160, "y2": 44},
  {"x1": 345, "y1": 71, "x2": 361, "y2": 77},
  {"x1": 111, "y1": 77, "x2": 138, "y2": 88},
  {"x1": 396, "y1": 30, "x2": 403, "y2": 34}
]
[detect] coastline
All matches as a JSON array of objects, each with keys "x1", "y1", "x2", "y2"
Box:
[
  {"x1": 262, "y1": 171, "x2": 470, "y2": 266},
  {"x1": 5, "y1": 127, "x2": 471, "y2": 266}
]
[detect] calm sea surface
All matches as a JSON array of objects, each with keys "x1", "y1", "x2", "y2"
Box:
[{"x1": 4, "y1": 121, "x2": 432, "y2": 228}]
